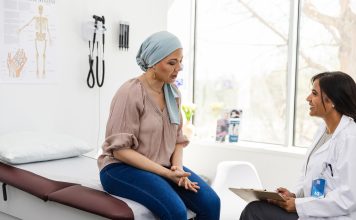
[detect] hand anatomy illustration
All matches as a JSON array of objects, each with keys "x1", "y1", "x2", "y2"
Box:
[{"x1": 7, "y1": 49, "x2": 27, "y2": 78}]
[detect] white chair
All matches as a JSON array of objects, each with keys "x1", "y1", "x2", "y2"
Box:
[{"x1": 211, "y1": 161, "x2": 262, "y2": 220}]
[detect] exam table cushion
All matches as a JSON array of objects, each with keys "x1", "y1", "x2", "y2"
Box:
[
  {"x1": 16, "y1": 156, "x2": 169, "y2": 219},
  {"x1": 0, "y1": 161, "x2": 77, "y2": 201},
  {"x1": 0, "y1": 161, "x2": 134, "y2": 220},
  {"x1": 48, "y1": 185, "x2": 134, "y2": 220},
  {"x1": 0, "y1": 131, "x2": 94, "y2": 164}
]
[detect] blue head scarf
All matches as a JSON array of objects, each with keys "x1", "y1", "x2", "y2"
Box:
[
  {"x1": 136, "y1": 31, "x2": 182, "y2": 71},
  {"x1": 136, "y1": 31, "x2": 182, "y2": 125}
]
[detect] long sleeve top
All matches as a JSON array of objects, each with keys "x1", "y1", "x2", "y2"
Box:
[{"x1": 97, "y1": 77, "x2": 189, "y2": 170}]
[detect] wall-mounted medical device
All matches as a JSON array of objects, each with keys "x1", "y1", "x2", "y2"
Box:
[
  {"x1": 119, "y1": 22, "x2": 129, "y2": 50},
  {"x1": 83, "y1": 15, "x2": 106, "y2": 88}
]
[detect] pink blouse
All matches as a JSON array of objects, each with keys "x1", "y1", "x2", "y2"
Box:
[{"x1": 97, "y1": 77, "x2": 189, "y2": 170}]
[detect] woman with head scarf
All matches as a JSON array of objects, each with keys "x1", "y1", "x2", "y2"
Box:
[{"x1": 98, "y1": 31, "x2": 220, "y2": 220}]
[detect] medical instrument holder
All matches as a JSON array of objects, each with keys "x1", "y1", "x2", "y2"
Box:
[
  {"x1": 87, "y1": 15, "x2": 106, "y2": 88},
  {"x1": 119, "y1": 21, "x2": 130, "y2": 50}
]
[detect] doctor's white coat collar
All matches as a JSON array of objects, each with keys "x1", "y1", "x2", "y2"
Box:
[
  {"x1": 331, "y1": 115, "x2": 354, "y2": 138},
  {"x1": 308, "y1": 115, "x2": 354, "y2": 156},
  {"x1": 314, "y1": 115, "x2": 352, "y2": 143}
]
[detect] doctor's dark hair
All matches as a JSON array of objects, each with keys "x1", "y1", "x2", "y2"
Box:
[{"x1": 312, "y1": 71, "x2": 356, "y2": 122}]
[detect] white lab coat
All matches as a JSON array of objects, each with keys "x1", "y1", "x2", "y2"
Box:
[{"x1": 293, "y1": 115, "x2": 356, "y2": 220}]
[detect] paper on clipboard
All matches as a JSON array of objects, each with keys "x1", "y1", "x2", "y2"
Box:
[{"x1": 229, "y1": 188, "x2": 286, "y2": 203}]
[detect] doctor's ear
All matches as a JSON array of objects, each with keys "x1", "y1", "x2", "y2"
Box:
[
  {"x1": 325, "y1": 98, "x2": 335, "y2": 108},
  {"x1": 323, "y1": 95, "x2": 332, "y2": 103}
]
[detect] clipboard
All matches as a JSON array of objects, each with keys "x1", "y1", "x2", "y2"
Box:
[{"x1": 229, "y1": 188, "x2": 286, "y2": 202}]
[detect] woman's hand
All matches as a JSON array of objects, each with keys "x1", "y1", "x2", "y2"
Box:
[
  {"x1": 170, "y1": 166, "x2": 200, "y2": 193},
  {"x1": 164, "y1": 165, "x2": 190, "y2": 184}
]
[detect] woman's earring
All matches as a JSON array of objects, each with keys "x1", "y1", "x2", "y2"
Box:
[{"x1": 332, "y1": 104, "x2": 335, "y2": 108}]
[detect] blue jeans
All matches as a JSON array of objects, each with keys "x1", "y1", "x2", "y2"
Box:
[{"x1": 100, "y1": 163, "x2": 221, "y2": 220}]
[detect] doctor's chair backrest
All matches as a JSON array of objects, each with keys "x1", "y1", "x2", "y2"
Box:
[{"x1": 211, "y1": 161, "x2": 262, "y2": 220}]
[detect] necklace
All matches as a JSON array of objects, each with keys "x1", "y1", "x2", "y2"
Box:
[{"x1": 144, "y1": 74, "x2": 163, "y2": 94}]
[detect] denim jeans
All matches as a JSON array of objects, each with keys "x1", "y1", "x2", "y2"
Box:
[{"x1": 100, "y1": 163, "x2": 221, "y2": 220}]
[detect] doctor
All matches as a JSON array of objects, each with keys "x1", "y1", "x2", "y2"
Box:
[{"x1": 240, "y1": 71, "x2": 356, "y2": 220}]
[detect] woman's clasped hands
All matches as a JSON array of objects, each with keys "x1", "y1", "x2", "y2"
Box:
[{"x1": 168, "y1": 165, "x2": 200, "y2": 193}]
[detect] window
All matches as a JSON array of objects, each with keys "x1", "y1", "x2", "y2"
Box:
[
  {"x1": 169, "y1": 0, "x2": 356, "y2": 147},
  {"x1": 194, "y1": 0, "x2": 290, "y2": 145}
]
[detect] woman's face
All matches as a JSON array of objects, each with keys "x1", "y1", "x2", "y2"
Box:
[
  {"x1": 306, "y1": 79, "x2": 333, "y2": 118},
  {"x1": 153, "y1": 48, "x2": 183, "y2": 84}
]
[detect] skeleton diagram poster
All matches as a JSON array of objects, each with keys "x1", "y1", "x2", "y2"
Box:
[{"x1": 0, "y1": 0, "x2": 56, "y2": 83}]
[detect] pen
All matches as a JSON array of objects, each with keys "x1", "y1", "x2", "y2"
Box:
[{"x1": 328, "y1": 163, "x2": 334, "y2": 177}]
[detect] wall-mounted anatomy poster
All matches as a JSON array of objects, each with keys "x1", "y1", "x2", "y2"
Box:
[{"x1": 0, "y1": 0, "x2": 57, "y2": 83}]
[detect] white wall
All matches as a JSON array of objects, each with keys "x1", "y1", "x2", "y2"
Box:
[{"x1": 0, "y1": 0, "x2": 171, "y2": 149}]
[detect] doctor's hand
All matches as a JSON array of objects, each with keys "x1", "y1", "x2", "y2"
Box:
[
  {"x1": 170, "y1": 166, "x2": 200, "y2": 193},
  {"x1": 268, "y1": 197, "x2": 296, "y2": 213},
  {"x1": 276, "y1": 187, "x2": 296, "y2": 198}
]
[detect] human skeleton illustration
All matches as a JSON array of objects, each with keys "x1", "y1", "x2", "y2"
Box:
[{"x1": 18, "y1": 5, "x2": 51, "y2": 78}]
